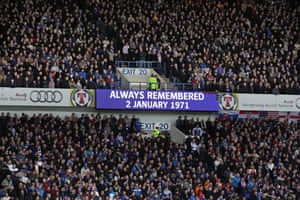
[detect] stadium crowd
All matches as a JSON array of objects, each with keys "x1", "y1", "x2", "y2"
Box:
[
  {"x1": 0, "y1": 0, "x2": 299, "y2": 93},
  {"x1": 0, "y1": 0, "x2": 300, "y2": 199},
  {"x1": 0, "y1": 112, "x2": 299, "y2": 199}
]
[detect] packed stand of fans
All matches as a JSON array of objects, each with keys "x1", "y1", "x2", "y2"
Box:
[
  {"x1": 0, "y1": 0, "x2": 299, "y2": 93},
  {"x1": 177, "y1": 114, "x2": 300, "y2": 200},
  {"x1": 0, "y1": 112, "x2": 298, "y2": 199}
]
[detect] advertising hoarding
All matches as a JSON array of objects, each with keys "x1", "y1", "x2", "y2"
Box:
[
  {"x1": 219, "y1": 93, "x2": 300, "y2": 112},
  {"x1": 0, "y1": 87, "x2": 70, "y2": 107},
  {"x1": 0, "y1": 88, "x2": 95, "y2": 107},
  {"x1": 70, "y1": 89, "x2": 95, "y2": 107}
]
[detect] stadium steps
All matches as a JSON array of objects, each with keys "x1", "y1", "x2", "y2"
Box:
[
  {"x1": 169, "y1": 126, "x2": 186, "y2": 144},
  {"x1": 159, "y1": 75, "x2": 178, "y2": 91}
]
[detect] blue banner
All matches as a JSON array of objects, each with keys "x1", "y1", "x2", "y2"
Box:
[{"x1": 96, "y1": 89, "x2": 218, "y2": 111}]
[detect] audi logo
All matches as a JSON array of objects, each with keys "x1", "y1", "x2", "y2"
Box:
[{"x1": 30, "y1": 90, "x2": 63, "y2": 103}]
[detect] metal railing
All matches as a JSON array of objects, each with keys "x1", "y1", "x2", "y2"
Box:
[
  {"x1": 115, "y1": 60, "x2": 160, "y2": 68},
  {"x1": 115, "y1": 61, "x2": 166, "y2": 75},
  {"x1": 114, "y1": 81, "x2": 206, "y2": 91}
]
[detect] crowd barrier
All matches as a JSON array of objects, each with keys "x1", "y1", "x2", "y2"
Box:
[{"x1": 115, "y1": 61, "x2": 164, "y2": 70}]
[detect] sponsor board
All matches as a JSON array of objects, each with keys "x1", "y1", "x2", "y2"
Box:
[
  {"x1": 219, "y1": 93, "x2": 300, "y2": 112},
  {"x1": 0, "y1": 87, "x2": 70, "y2": 107},
  {"x1": 70, "y1": 89, "x2": 95, "y2": 107},
  {"x1": 219, "y1": 93, "x2": 238, "y2": 110},
  {"x1": 96, "y1": 89, "x2": 219, "y2": 111}
]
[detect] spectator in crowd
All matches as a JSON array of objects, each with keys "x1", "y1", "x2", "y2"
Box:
[
  {"x1": 1, "y1": 175, "x2": 14, "y2": 194},
  {"x1": 192, "y1": 124, "x2": 203, "y2": 138}
]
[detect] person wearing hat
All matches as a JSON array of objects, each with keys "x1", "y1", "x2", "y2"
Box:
[{"x1": 1, "y1": 174, "x2": 14, "y2": 193}]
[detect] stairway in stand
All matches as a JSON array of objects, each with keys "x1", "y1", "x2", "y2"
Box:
[{"x1": 158, "y1": 74, "x2": 178, "y2": 91}]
